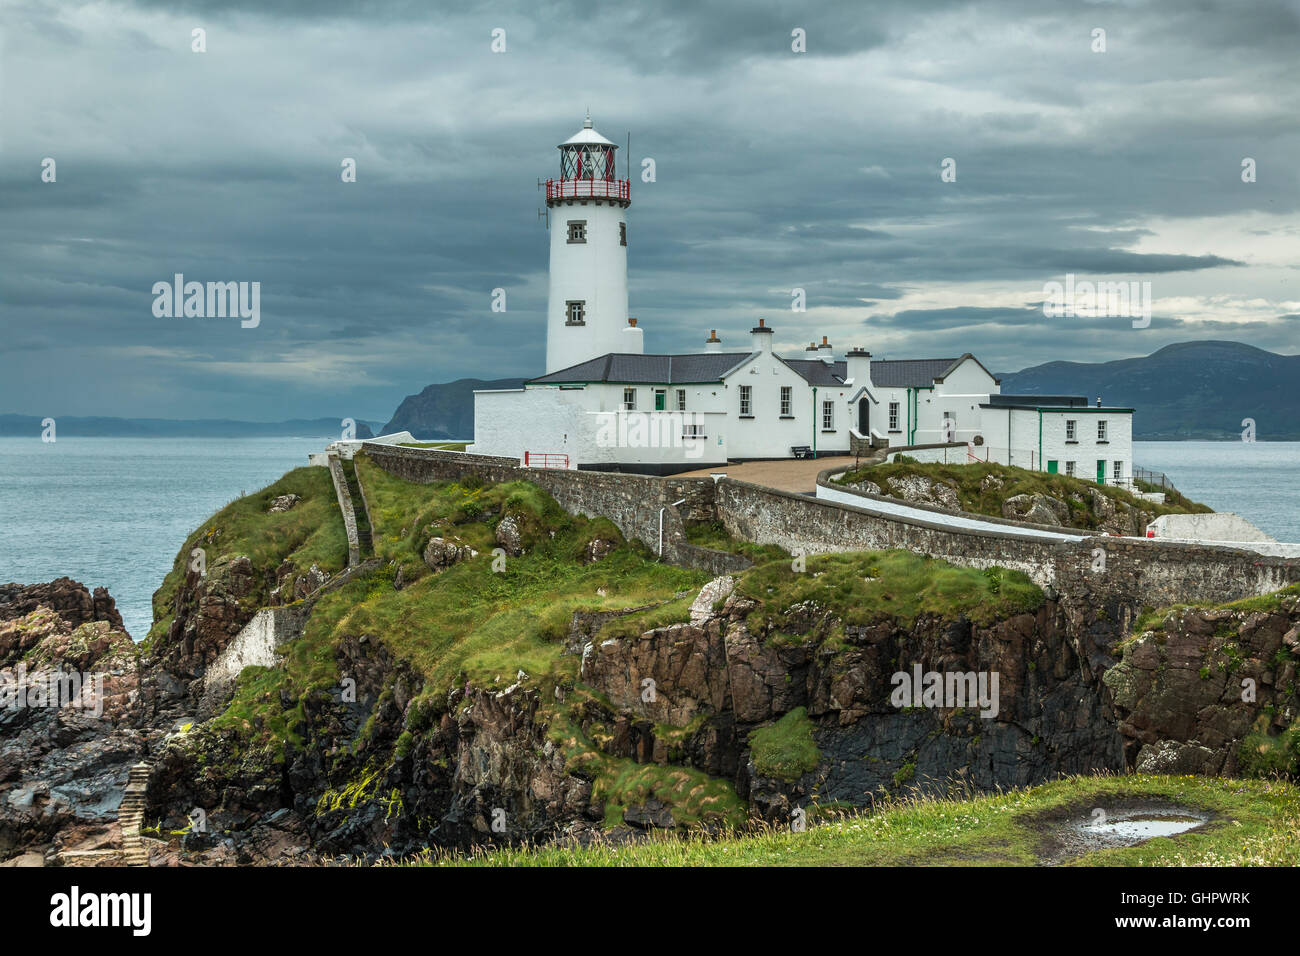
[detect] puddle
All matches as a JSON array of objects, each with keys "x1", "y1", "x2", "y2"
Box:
[
  {"x1": 1083, "y1": 817, "x2": 1203, "y2": 841},
  {"x1": 1035, "y1": 803, "x2": 1212, "y2": 865}
]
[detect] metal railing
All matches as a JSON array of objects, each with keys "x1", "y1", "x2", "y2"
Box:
[
  {"x1": 523, "y1": 451, "x2": 570, "y2": 469},
  {"x1": 545, "y1": 178, "x2": 631, "y2": 202}
]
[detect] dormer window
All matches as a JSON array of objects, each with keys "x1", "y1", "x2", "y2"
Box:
[
  {"x1": 565, "y1": 300, "x2": 585, "y2": 325},
  {"x1": 567, "y1": 220, "x2": 587, "y2": 243}
]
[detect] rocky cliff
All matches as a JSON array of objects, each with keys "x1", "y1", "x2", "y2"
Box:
[{"x1": 2, "y1": 466, "x2": 1295, "y2": 866}]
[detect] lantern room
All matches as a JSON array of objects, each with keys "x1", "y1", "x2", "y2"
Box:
[{"x1": 546, "y1": 112, "x2": 630, "y2": 204}]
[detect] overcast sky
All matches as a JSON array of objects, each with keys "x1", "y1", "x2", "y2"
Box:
[{"x1": 2, "y1": 0, "x2": 1297, "y2": 422}]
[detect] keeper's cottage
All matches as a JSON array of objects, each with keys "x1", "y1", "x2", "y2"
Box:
[{"x1": 471, "y1": 116, "x2": 1134, "y2": 484}]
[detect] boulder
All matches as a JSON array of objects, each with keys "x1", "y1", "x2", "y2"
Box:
[
  {"x1": 883, "y1": 475, "x2": 960, "y2": 510},
  {"x1": 267, "y1": 494, "x2": 301, "y2": 513},
  {"x1": 422, "y1": 537, "x2": 478, "y2": 572},
  {"x1": 495, "y1": 515, "x2": 524, "y2": 556},
  {"x1": 1002, "y1": 493, "x2": 1068, "y2": 526}
]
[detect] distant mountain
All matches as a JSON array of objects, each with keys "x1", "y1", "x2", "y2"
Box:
[
  {"x1": 382, "y1": 377, "x2": 525, "y2": 439},
  {"x1": 0, "y1": 415, "x2": 378, "y2": 439},
  {"x1": 999, "y1": 341, "x2": 1300, "y2": 440}
]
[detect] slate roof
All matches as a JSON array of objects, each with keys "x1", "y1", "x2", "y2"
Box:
[
  {"x1": 528, "y1": 351, "x2": 977, "y2": 389},
  {"x1": 526, "y1": 353, "x2": 752, "y2": 385}
]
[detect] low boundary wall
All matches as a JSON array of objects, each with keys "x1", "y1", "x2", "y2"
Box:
[{"x1": 363, "y1": 444, "x2": 1300, "y2": 608}]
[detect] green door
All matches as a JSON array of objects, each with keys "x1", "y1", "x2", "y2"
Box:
[
  {"x1": 1096, "y1": 460, "x2": 1106, "y2": 484},
  {"x1": 1046, "y1": 460, "x2": 1058, "y2": 474},
  {"x1": 654, "y1": 390, "x2": 666, "y2": 411}
]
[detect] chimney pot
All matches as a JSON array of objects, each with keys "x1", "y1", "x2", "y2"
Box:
[{"x1": 628, "y1": 317, "x2": 637, "y2": 327}]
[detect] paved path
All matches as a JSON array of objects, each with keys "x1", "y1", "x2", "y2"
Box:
[{"x1": 675, "y1": 456, "x2": 858, "y2": 494}]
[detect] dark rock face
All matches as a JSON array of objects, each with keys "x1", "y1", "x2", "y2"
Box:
[
  {"x1": 0, "y1": 580, "x2": 155, "y2": 863},
  {"x1": 1105, "y1": 597, "x2": 1300, "y2": 775},
  {"x1": 581, "y1": 591, "x2": 1125, "y2": 822},
  {"x1": 0, "y1": 578, "x2": 124, "y2": 634},
  {"x1": 154, "y1": 556, "x2": 258, "y2": 687}
]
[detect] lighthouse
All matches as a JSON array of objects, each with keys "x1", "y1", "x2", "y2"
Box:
[{"x1": 543, "y1": 112, "x2": 631, "y2": 374}]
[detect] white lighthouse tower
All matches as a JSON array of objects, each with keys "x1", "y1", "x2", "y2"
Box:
[{"x1": 543, "y1": 112, "x2": 631, "y2": 374}]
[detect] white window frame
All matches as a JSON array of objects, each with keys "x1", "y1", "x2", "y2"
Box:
[
  {"x1": 1098, "y1": 419, "x2": 1108, "y2": 441},
  {"x1": 566, "y1": 220, "x2": 587, "y2": 243},
  {"x1": 676, "y1": 388, "x2": 686, "y2": 411},
  {"x1": 780, "y1": 386, "x2": 792, "y2": 416},
  {"x1": 566, "y1": 300, "x2": 585, "y2": 325},
  {"x1": 1113, "y1": 459, "x2": 1123, "y2": 481},
  {"x1": 1065, "y1": 461, "x2": 1076, "y2": 477},
  {"x1": 622, "y1": 387, "x2": 636, "y2": 411},
  {"x1": 739, "y1": 385, "x2": 752, "y2": 416},
  {"x1": 888, "y1": 401, "x2": 899, "y2": 431},
  {"x1": 822, "y1": 400, "x2": 834, "y2": 431},
  {"x1": 1066, "y1": 419, "x2": 1077, "y2": 441}
]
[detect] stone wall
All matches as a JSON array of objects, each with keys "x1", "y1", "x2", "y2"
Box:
[
  {"x1": 364, "y1": 444, "x2": 1300, "y2": 609},
  {"x1": 363, "y1": 444, "x2": 749, "y2": 575},
  {"x1": 326, "y1": 453, "x2": 361, "y2": 567}
]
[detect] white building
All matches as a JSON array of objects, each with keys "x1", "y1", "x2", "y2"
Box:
[{"x1": 470, "y1": 116, "x2": 1134, "y2": 483}]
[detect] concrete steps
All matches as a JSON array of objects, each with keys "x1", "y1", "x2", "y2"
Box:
[{"x1": 116, "y1": 760, "x2": 153, "y2": 867}]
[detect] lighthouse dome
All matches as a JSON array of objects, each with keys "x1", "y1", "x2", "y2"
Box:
[{"x1": 560, "y1": 111, "x2": 616, "y2": 148}]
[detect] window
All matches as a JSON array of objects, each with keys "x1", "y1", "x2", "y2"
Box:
[
  {"x1": 676, "y1": 389, "x2": 686, "y2": 411},
  {"x1": 565, "y1": 300, "x2": 585, "y2": 325},
  {"x1": 1066, "y1": 419, "x2": 1077, "y2": 442},
  {"x1": 619, "y1": 222, "x2": 627, "y2": 246},
  {"x1": 623, "y1": 387, "x2": 636, "y2": 410},
  {"x1": 1065, "y1": 461, "x2": 1076, "y2": 477},
  {"x1": 942, "y1": 410, "x2": 955, "y2": 441},
  {"x1": 780, "y1": 386, "x2": 792, "y2": 416},
  {"x1": 567, "y1": 220, "x2": 586, "y2": 243},
  {"x1": 822, "y1": 400, "x2": 834, "y2": 431},
  {"x1": 1098, "y1": 420, "x2": 1108, "y2": 441},
  {"x1": 1113, "y1": 460, "x2": 1123, "y2": 482},
  {"x1": 888, "y1": 401, "x2": 900, "y2": 431},
  {"x1": 739, "y1": 385, "x2": 752, "y2": 416},
  {"x1": 683, "y1": 422, "x2": 705, "y2": 439},
  {"x1": 654, "y1": 389, "x2": 666, "y2": 411}
]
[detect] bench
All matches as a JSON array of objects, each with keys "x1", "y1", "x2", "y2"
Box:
[{"x1": 791, "y1": 445, "x2": 814, "y2": 459}]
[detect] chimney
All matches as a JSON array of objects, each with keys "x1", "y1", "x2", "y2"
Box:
[
  {"x1": 805, "y1": 341, "x2": 819, "y2": 358},
  {"x1": 622, "y1": 317, "x2": 644, "y2": 355},
  {"x1": 750, "y1": 317, "x2": 774, "y2": 353},
  {"x1": 705, "y1": 329, "x2": 722, "y2": 353},
  {"x1": 818, "y1": 335, "x2": 834, "y2": 364},
  {"x1": 846, "y1": 346, "x2": 872, "y2": 391}
]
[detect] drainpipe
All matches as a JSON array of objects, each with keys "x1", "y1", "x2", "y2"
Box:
[
  {"x1": 812, "y1": 386, "x2": 818, "y2": 459},
  {"x1": 905, "y1": 388, "x2": 912, "y2": 445},
  {"x1": 658, "y1": 497, "x2": 687, "y2": 557},
  {"x1": 1037, "y1": 409, "x2": 1043, "y2": 472}
]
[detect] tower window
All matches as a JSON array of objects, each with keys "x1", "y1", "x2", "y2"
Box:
[
  {"x1": 565, "y1": 300, "x2": 585, "y2": 325},
  {"x1": 619, "y1": 222, "x2": 626, "y2": 246},
  {"x1": 567, "y1": 220, "x2": 587, "y2": 243}
]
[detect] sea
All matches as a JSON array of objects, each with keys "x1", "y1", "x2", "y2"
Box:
[{"x1": 1, "y1": 437, "x2": 1297, "y2": 641}]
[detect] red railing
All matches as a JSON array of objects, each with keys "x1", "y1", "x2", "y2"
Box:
[
  {"x1": 524, "y1": 451, "x2": 570, "y2": 469},
  {"x1": 545, "y1": 178, "x2": 630, "y2": 202}
]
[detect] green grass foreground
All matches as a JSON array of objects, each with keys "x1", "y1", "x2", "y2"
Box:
[{"x1": 394, "y1": 774, "x2": 1300, "y2": 867}]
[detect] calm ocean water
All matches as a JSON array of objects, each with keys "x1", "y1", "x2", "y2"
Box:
[
  {"x1": 0, "y1": 436, "x2": 329, "y2": 639},
  {"x1": 1, "y1": 437, "x2": 1297, "y2": 640}
]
